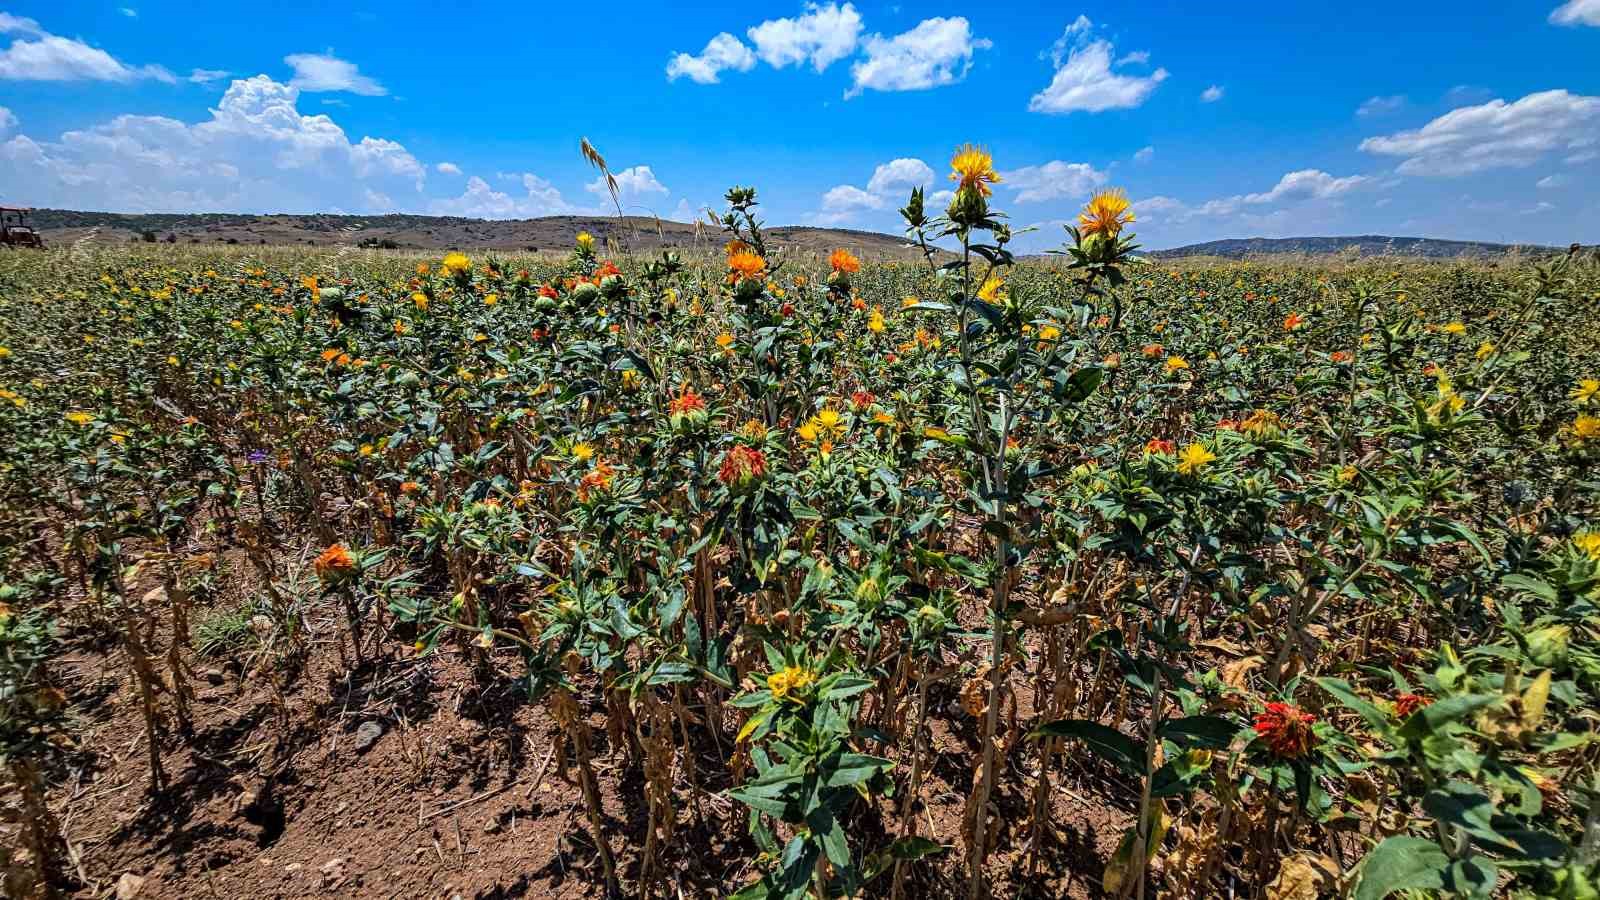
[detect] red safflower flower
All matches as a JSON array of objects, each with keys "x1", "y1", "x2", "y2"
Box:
[
  {"x1": 538, "y1": 284, "x2": 559, "y2": 299},
  {"x1": 1144, "y1": 438, "x2": 1176, "y2": 455},
  {"x1": 314, "y1": 544, "x2": 356, "y2": 582},
  {"x1": 1329, "y1": 350, "x2": 1353, "y2": 364},
  {"x1": 1394, "y1": 693, "x2": 1432, "y2": 719},
  {"x1": 850, "y1": 391, "x2": 876, "y2": 411},
  {"x1": 1142, "y1": 343, "x2": 1164, "y2": 358},
  {"x1": 1283, "y1": 312, "x2": 1306, "y2": 331},
  {"x1": 717, "y1": 444, "x2": 768, "y2": 487},
  {"x1": 1253, "y1": 702, "x2": 1318, "y2": 759},
  {"x1": 595, "y1": 260, "x2": 621, "y2": 278}
]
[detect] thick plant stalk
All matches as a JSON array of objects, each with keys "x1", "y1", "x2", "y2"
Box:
[
  {"x1": 120, "y1": 607, "x2": 167, "y2": 791},
  {"x1": 163, "y1": 574, "x2": 195, "y2": 733},
  {"x1": 8, "y1": 758, "x2": 69, "y2": 898},
  {"x1": 968, "y1": 385, "x2": 1018, "y2": 900},
  {"x1": 892, "y1": 666, "x2": 943, "y2": 900},
  {"x1": 551, "y1": 689, "x2": 619, "y2": 897}
]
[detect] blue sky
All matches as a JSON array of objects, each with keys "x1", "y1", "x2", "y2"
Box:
[{"x1": 0, "y1": 1, "x2": 1596, "y2": 250}]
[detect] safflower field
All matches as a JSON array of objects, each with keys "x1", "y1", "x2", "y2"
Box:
[{"x1": 2, "y1": 148, "x2": 1599, "y2": 899}]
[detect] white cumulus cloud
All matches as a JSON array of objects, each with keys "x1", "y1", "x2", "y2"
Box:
[
  {"x1": 0, "y1": 75, "x2": 425, "y2": 213},
  {"x1": 748, "y1": 3, "x2": 862, "y2": 72},
  {"x1": 284, "y1": 52, "x2": 385, "y2": 96},
  {"x1": 1550, "y1": 0, "x2": 1600, "y2": 26},
  {"x1": 1359, "y1": 89, "x2": 1600, "y2": 176},
  {"x1": 1003, "y1": 160, "x2": 1108, "y2": 203},
  {"x1": 1132, "y1": 169, "x2": 1371, "y2": 222},
  {"x1": 1200, "y1": 85, "x2": 1224, "y2": 103},
  {"x1": 586, "y1": 165, "x2": 670, "y2": 207},
  {"x1": 815, "y1": 156, "x2": 936, "y2": 223},
  {"x1": 666, "y1": 32, "x2": 756, "y2": 84},
  {"x1": 0, "y1": 13, "x2": 173, "y2": 83},
  {"x1": 435, "y1": 161, "x2": 462, "y2": 176},
  {"x1": 429, "y1": 174, "x2": 578, "y2": 219},
  {"x1": 1030, "y1": 17, "x2": 1167, "y2": 114},
  {"x1": 0, "y1": 105, "x2": 15, "y2": 138},
  {"x1": 865, "y1": 157, "x2": 935, "y2": 195},
  {"x1": 847, "y1": 17, "x2": 989, "y2": 98}
]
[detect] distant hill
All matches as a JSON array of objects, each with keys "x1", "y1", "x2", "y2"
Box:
[
  {"x1": 22, "y1": 209, "x2": 932, "y2": 261},
  {"x1": 1149, "y1": 235, "x2": 1569, "y2": 259}
]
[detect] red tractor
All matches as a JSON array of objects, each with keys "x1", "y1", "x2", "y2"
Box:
[{"x1": 0, "y1": 207, "x2": 44, "y2": 249}]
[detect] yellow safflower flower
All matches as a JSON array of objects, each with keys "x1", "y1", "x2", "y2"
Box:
[
  {"x1": 767, "y1": 666, "x2": 815, "y2": 702},
  {"x1": 949, "y1": 144, "x2": 1000, "y2": 196},
  {"x1": 1176, "y1": 442, "x2": 1216, "y2": 476},
  {"x1": 1572, "y1": 379, "x2": 1599, "y2": 406}
]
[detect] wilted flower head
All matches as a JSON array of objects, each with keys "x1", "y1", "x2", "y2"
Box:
[{"x1": 1253, "y1": 701, "x2": 1318, "y2": 759}]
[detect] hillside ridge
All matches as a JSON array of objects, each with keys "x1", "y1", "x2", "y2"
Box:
[
  {"x1": 21, "y1": 208, "x2": 928, "y2": 259},
  {"x1": 1150, "y1": 234, "x2": 1575, "y2": 259}
]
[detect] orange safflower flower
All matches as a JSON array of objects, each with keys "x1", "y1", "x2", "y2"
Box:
[
  {"x1": 669, "y1": 387, "x2": 706, "y2": 415},
  {"x1": 314, "y1": 544, "x2": 356, "y2": 582},
  {"x1": 728, "y1": 250, "x2": 766, "y2": 280},
  {"x1": 829, "y1": 249, "x2": 861, "y2": 274},
  {"x1": 1283, "y1": 312, "x2": 1306, "y2": 331},
  {"x1": 577, "y1": 461, "x2": 615, "y2": 501}
]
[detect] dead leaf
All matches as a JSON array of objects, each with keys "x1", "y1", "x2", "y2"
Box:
[
  {"x1": 1266, "y1": 852, "x2": 1337, "y2": 900},
  {"x1": 1221, "y1": 655, "x2": 1264, "y2": 690}
]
